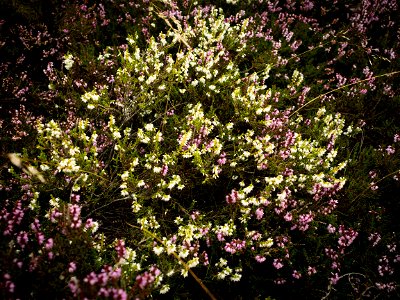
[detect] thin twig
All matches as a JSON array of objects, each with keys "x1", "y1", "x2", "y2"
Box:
[
  {"x1": 126, "y1": 222, "x2": 217, "y2": 300},
  {"x1": 289, "y1": 71, "x2": 400, "y2": 118},
  {"x1": 86, "y1": 196, "x2": 132, "y2": 217},
  {"x1": 351, "y1": 168, "x2": 400, "y2": 204}
]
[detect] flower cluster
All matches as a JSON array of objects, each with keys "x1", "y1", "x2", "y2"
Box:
[{"x1": 1, "y1": 0, "x2": 399, "y2": 299}]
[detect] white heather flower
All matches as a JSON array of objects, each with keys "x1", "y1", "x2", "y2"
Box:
[
  {"x1": 231, "y1": 273, "x2": 242, "y2": 282},
  {"x1": 179, "y1": 248, "x2": 189, "y2": 259},
  {"x1": 154, "y1": 131, "x2": 163, "y2": 142},
  {"x1": 243, "y1": 184, "x2": 254, "y2": 194},
  {"x1": 187, "y1": 257, "x2": 199, "y2": 268},
  {"x1": 137, "y1": 129, "x2": 150, "y2": 144},
  {"x1": 131, "y1": 157, "x2": 139, "y2": 168},
  {"x1": 259, "y1": 238, "x2": 274, "y2": 248},
  {"x1": 174, "y1": 216, "x2": 183, "y2": 225},
  {"x1": 131, "y1": 201, "x2": 142, "y2": 213},
  {"x1": 181, "y1": 269, "x2": 189, "y2": 278},
  {"x1": 160, "y1": 284, "x2": 170, "y2": 294},
  {"x1": 92, "y1": 93, "x2": 101, "y2": 103},
  {"x1": 40, "y1": 164, "x2": 50, "y2": 171},
  {"x1": 112, "y1": 131, "x2": 122, "y2": 139},
  {"x1": 145, "y1": 123, "x2": 154, "y2": 131},
  {"x1": 121, "y1": 171, "x2": 129, "y2": 181},
  {"x1": 161, "y1": 194, "x2": 171, "y2": 201},
  {"x1": 49, "y1": 197, "x2": 60, "y2": 208},
  {"x1": 146, "y1": 74, "x2": 157, "y2": 85},
  {"x1": 63, "y1": 53, "x2": 74, "y2": 70},
  {"x1": 57, "y1": 158, "x2": 80, "y2": 173},
  {"x1": 153, "y1": 246, "x2": 164, "y2": 255},
  {"x1": 81, "y1": 173, "x2": 88, "y2": 182}
]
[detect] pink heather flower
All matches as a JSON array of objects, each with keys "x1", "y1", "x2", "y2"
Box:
[
  {"x1": 307, "y1": 266, "x2": 317, "y2": 275},
  {"x1": 190, "y1": 210, "x2": 200, "y2": 220},
  {"x1": 85, "y1": 218, "x2": 96, "y2": 231},
  {"x1": 338, "y1": 226, "x2": 358, "y2": 248},
  {"x1": 255, "y1": 208, "x2": 264, "y2": 220},
  {"x1": 111, "y1": 288, "x2": 127, "y2": 300},
  {"x1": 296, "y1": 212, "x2": 313, "y2": 231},
  {"x1": 217, "y1": 152, "x2": 227, "y2": 165},
  {"x1": 386, "y1": 145, "x2": 395, "y2": 155},
  {"x1": 98, "y1": 272, "x2": 109, "y2": 286},
  {"x1": 274, "y1": 278, "x2": 286, "y2": 285},
  {"x1": 71, "y1": 194, "x2": 80, "y2": 202},
  {"x1": 161, "y1": 164, "x2": 168, "y2": 176},
  {"x1": 50, "y1": 208, "x2": 62, "y2": 222},
  {"x1": 201, "y1": 251, "x2": 209, "y2": 266},
  {"x1": 226, "y1": 189, "x2": 238, "y2": 204},
  {"x1": 16, "y1": 231, "x2": 29, "y2": 248},
  {"x1": 216, "y1": 231, "x2": 225, "y2": 241},
  {"x1": 45, "y1": 238, "x2": 54, "y2": 250},
  {"x1": 98, "y1": 287, "x2": 110, "y2": 297},
  {"x1": 69, "y1": 204, "x2": 82, "y2": 228},
  {"x1": 376, "y1": 282, "x2": 396, "y2": 292},
  {"x1": 200, "y1": 227, "x2": 209, "y2": 235},
  {"x1": 378, "y1": 256, "x2": 394, "y2": 276},
  {"x1": 283, "y1": 212, "x2": 292, "y2": 222},
  {"x1": 394, "y1": 134, "x2": 400, "y2": 143},
  {"x1": 368, "y1": 233, "x2": 381, "y2": 247},
  {"x1": 37, "y1": 232, "x2": 45, "y2": 245},
  {"x1": 115, "y1": 239, "x2": 126, "y2": 259},
  {"x1": 31, "y1": 218, "x2": 41, "y2": 232},
  {"x1": 292, "y1": 270, "x2": 302, "y2": 279},
  {"x1": 69, "y1": 277, "x2": 79, "y2": 295},
  {"x1": 3, "y1": 274, "x2": 15, "y2": 293},
  {"x1": 330, "y1": 272, "x2": 340, "y2": 285},
  {"x1": 69, "y1": 262, "x2": 77, "y2": 273},
  {"x1": 136, "y1": 266, "x2": 160, "y2": 290},
  {"x1": 84, "y1": 272, "x2": 98, "y2": 286},
  {"x1": 255, "y1": 255, "x2": 266, "y2": 263},
  {"x1": 224, "y1": 239, "x2": 246, "y2": 254},
  {"x1": 273, "y1": 258, "x2": 284, "y2": 270},
  {"x1": 387, "y1": 243, "x2": 396, "y2": 253},
  {"x1": 251, "y1": 232, "x2": 261, "y2": 241},
  {"x1": 331, "y1": 261, "x2": 339, "y2": 270},
  {"x1": 327, "y1": 224, "x2": 336, "y2": 234},
  {"x1": 109, "y1": 268, "x2": 122, "y2": 280},
  {"x1": 370, "y1": 182, "x2": 378, "y2": 191}
]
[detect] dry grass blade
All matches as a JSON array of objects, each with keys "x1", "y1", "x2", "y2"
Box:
[{"x1": 7, "y1": 153, "x2": 46, "y2": 183}]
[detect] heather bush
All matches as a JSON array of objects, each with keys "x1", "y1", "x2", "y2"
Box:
[{"x1": 1, "y1": 1, "x2": 400, "y2": 299}]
